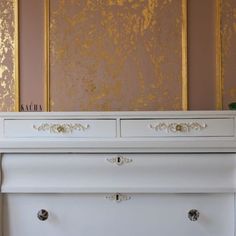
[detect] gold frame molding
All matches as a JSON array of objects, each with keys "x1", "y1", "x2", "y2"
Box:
[
  {"x1": 15, "y1": 0, "x2": 20, "y2": 112},
  {"x1": 44, "y1": 0, "x2": 50, "y2": 111},
  {"x1": 216, "y1": 0, "x2": 223, "y2": 110},
  {"x1": 44, "y1": 0, "x2": 188, "y2": 111},
  {"x1": 182, "y1": 0, "x2": 188, "y2": 111},
  {"x1": 2, "y1": 0, "x2": 20, "y2": 111}
]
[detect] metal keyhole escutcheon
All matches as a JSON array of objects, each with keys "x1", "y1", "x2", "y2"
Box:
[{"x1": 37, "y1": 209, "x2": 49, "y2": 221}]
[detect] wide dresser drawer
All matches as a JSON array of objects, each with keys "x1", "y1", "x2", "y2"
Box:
[
  {"x1": 3, "y1": 119, "x2": 117, "y2": 138},
  {"x1": 3, "y1": 193, "x2": 234, "y2": 236},
  {"x1": 121, "y1": 118, "x2": 234, "y2": 137},
  {"x1": 2, "y1": 153, "x2": 236, "y2": 193}
]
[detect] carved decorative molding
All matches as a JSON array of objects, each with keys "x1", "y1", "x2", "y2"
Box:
[
  {"x1": 33, "y1": 123, "x2": 90, "y2": 134},
  {"x1": 106, "y1": 156, "x2": 133, "y2": 166},
  {"x1": 106, "y1": 193, "x2": 131, "y2": 203},
  {"x1": 149, "y1": 122, "x2": 207, "y2": 133}
]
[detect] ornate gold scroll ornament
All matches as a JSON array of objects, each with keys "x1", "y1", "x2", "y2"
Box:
[
  {"x1": 149, "y1": 122, "x2": 207, "y2": 133},
  {"x1": 33, "y1": 123, "x2": 90, "y2": 134}
]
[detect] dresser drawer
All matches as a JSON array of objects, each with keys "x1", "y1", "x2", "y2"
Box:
[
  {"x1": 4, "y1": 119, "x2": 116, "y2": 138},
  {"x1": 3, "y1": 193, "x2": 234, "y2": 236},
  {"x1": 121, "y1": 118, "x2": 234, "y2": 137},
  {"x1": 2, "y1": 153, "x2": 236, "y2": 193}
]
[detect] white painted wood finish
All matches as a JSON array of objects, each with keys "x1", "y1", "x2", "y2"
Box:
[
  {"x1": 121, "y1": 118, "x2": 234, "y2": 137},
  {"x1": 3, "y1": 194, "x2": 234, "y2": 236},
  {"x1": 2, "y1": 153, "x2": 236, "y2": 193},
  {"x1": 0, "y1": 111, "x2": 236, "y2": 236},
  {"x1": 4, "y1": 119, "x2": 117, "y2": 138}
]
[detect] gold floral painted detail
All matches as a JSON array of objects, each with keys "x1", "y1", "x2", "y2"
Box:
[
  {"x1": 221, "y1": 1, "x2": 236, "y2": 60},
  {"x1": 33, "y1": 123, "x2": 90, "y2": 134},
  {"x1": 230, "y1": 88, "x2": 236, "y2": 101},
  {"x1": 149, "y1": 122, "x2": 207, "y2": 133},
  {"x1": 49, "y1": 0, "x2": 183, "y2": 111},
  {"x1": 221, "y1": 0, "x2": 236, "y2": 107},
  {"x1": 0, "y1": 0, "x2": 18, "y2": 111}
]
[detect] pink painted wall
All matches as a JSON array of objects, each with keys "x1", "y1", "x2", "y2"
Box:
[
  {"x1": 19, "y1": 0, "x2": 44, "y2": 111},
  {"x1": 188, "y1": 0, "x2": 217, "y2": 110}
]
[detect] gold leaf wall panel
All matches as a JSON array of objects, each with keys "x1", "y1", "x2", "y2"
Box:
[
  {"x1": 221, "y1": 0, "x2": 236, "y2": 109},
  {"x1": 47, "y1": 0, "x2": 187, "y2": 111},
  {"x1": 0, "y1": 0, "x2": 18, "y2": 111}
]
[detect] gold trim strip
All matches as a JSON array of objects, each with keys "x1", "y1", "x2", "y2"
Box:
[
  {"x1": 216, "y1": 0, "x2": 223, "y2": 110},
  {"x1": 44, "y1": 0, "x2": 50, "y2": 111},
  {"x1": 182, "y1": 0, "x2": 188, "y2": 111},
  {"x1": 14, "y1": 0, "x2": 19, "y2": 111}
]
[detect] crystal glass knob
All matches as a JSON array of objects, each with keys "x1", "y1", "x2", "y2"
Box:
[
  {"x1": 188, "y1": 209, "x2": 200, "y2": 221},
  {"x1": 37, "y1": 209, "x2": 49, "y2": 221}
]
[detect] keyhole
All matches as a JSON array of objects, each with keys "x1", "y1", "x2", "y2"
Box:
[
  {"x1": 115, "y1": 156, "x2": 123, "y2": 165},
  {"x1": 117, "y1": 157, "x2": 121, "y2": 164},
  {"x1": 116, "y1": 194, "x2": 119, "y2": 201}
]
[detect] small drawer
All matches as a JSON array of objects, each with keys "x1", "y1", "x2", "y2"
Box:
[
  {"x1": 4, "y1": 119, "x2": 116, "y2": 138},
  {"x1": 3, "y1": 193, "x2": 234, "y2": 236},
  {"x1": 121, "y1": 118, "x2": 234, "y2": 137}
]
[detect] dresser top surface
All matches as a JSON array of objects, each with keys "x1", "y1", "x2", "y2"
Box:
[{"x1": 0, "y1": 110, "x2": 236, "y2": 118}]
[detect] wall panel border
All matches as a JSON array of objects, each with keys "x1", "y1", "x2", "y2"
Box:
[{"x1": 44, "y1": 0, "x2": 188, "y2": 111}]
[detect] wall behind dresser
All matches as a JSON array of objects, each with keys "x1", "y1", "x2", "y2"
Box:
[{"x1": 0, "y1": 0, "x2": 235, "y2": 111}]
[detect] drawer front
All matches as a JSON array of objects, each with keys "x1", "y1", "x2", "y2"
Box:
[
  {"x1": 121, "y1": 118, "x2": 234, "y2": 137},
  {"x1": 3, "y1": 193, "x2": 234, "y2": 236},
  {"x1": 3, "y1": 153, "x2": 236, "y2": 193},
  {"x1": 4, "y1": 119, "x2": 116, "y2": 138}
]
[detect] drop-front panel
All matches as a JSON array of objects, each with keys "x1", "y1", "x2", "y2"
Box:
[{"x1": 0, "y1": 111, "x2": 236, "y2": 236}]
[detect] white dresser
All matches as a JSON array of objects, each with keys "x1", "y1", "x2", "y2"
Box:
[{"x1": 0, "y1": 111, "x2": 236, "y2": 236}]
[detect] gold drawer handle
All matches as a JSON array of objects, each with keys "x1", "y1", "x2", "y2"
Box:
[
  {"x1": 106, "y1": 156, "x2": 133, "y2": 166},
  {"x1": 106, "y1": 193, "x2": 131, "y2": 203},
  {"x1": 33, "y1": 123, "x2": 90, "y2": 134},
  {"x1": 149, "y1": 122, "x2": 207, "y2": 133}
]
